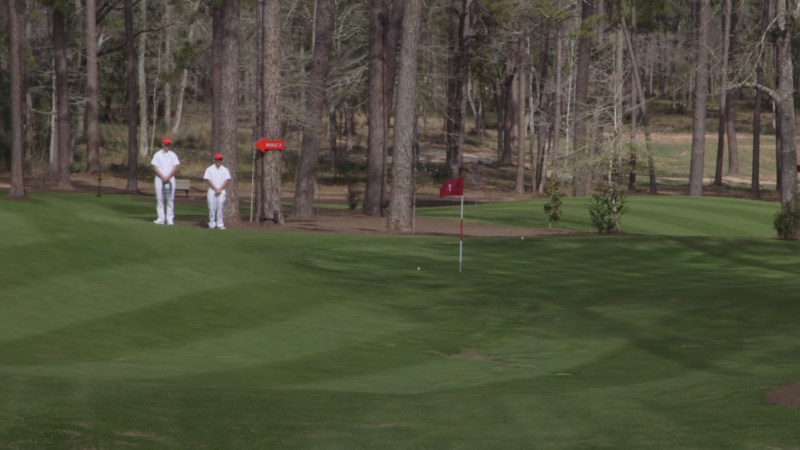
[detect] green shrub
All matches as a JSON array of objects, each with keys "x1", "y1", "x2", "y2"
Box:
[
  {"x1": 588, "y1": 181, "x2": 628, "y2": 235},
  {"x1": 543, "y1": 178, "x2": 566, "y2": 229},
  {"x1": 346, "y1": 184, "x2": 362, "y2": 210},
  {"x1": 774, "y1": 201, "x2": 800, "y2": 240}
]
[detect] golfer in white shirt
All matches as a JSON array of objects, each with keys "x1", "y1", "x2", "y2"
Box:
[
  {"x1": 204, "y1": 153, "x2": 232, "y2": 230},
  {"x1": 151, "y1": 137, "x2": 181, "y2": 225}
]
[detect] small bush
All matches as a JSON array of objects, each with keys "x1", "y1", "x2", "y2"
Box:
[
  {"x1": 588, "y1": 181, "x2": 628, "y2": 235},
  {"x1": 774, "y1": 201, "x2": 800, "y2": 240},
  {"x1": 347, "y1": 184, "x2": 362, "y2": 210},
  {"x1": 543, "y1": 178, "x2": 566, "y2": 229}
]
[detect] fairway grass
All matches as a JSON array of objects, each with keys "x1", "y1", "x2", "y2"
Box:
[
  {"x1": 422, "y1": 195, "x2": 779, "y2": 238},
  {"x1": 1, "y1": 193, "x2": 800, "y2": 448}
]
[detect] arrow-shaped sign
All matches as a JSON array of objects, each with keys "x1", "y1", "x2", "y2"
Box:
[{"x1": 255, "y1": 138, "x2": 285, "y2": 153}]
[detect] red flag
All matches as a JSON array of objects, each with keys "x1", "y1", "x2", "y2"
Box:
[{"x1": 440, "y1": 177, "x2": 464, "y2": 198}]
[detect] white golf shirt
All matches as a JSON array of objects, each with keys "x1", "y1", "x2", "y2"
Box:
[
  {"x1": 204, "y1": 164, "x2": 232, "y2": 191},
  {"x1": 151, "y1": 149, "x2": 180, "y2": 179}
]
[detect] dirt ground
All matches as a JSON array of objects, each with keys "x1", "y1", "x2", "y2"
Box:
[
  {"x1": 765, "y1": 382, "x2": 800, "y2": 408},
  {"x1": 1, "y1": 174, "x2": 583, "y2": 238}
]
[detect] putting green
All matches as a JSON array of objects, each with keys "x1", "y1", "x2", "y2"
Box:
[{"x1": 1, "y1": 192, "x2": 799, "y2": 448}]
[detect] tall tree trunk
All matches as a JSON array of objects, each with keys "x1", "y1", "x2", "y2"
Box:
[
  {"x1": 628, "y1": 4, "x2": 638, "y2": 190},
  {"x1": 125, "y1": 0, "x2": 138, "y2": 192},
  {"x1": 552, "y1": 19, "x2": 562, "y2": 175},
  {"x1": 536, "y1": 21, "x2": 550, "y2": 190},
  {"x1": 688, "y1": 0, "x2": 710, "y2": 196},
  {"x1": 172, "y1": 1, "x2": 199, "y2": 135},
  {"x1": 137, "y1": 0, "x2": 148, "y2": 157},
  {"x1": 572, "y1": 0, "x2": 593, "y2": 196},
  {"x1": 85, "y1": 0, "x2": 101, "y2": 174},
  {"x1": 445, "y1": 0, "x2": 474, "y2": 179},
  {"x1": 752, "y1": 0, "x2": 768, "y2": 199},
  {"x1": 256, "y1": 0, "x2": 284, "y2": 225},
  {"x1": 615, "y1": 28, "x2": 624, "y2": 183},
  {"x1": 621, "y1": 12, "x2": 657, "y2": 194},
  {"x1": 387, "y1": 0, "x2": 422, "y2": 232},
  {"x1": 345, "y1": 102, "x2": 355, "y2": 151},
  {"x1": 494, "y1": 78, "x2": 504, "y2": 162},
  {"x1": 364, "y1": 0, "x2": 387, "y2": 216},
  {"x1": 725, "y1": 0, "x2": 740, "y2": 176},
  {"x1": 212, "y1": 5, "x2": 223, "y2": 154},
  {"x1": 293, "y1": 0, "x2": 334, "y2": 216},
  {"x1": 774, "y1": 0, "x2": 798, "y2": 207},
  {"x1": 329, "y1": 106, "x2": 337, "y2": 177},
  {"x1": 385, "y1": 0, "x2": 406, "y2": 109},
  {"x1": 52, "y1": 8, "x2": 72, "y2": 188},
  {"x1": 589, "y1": 0, "x2": 606, "y2": 190},
  {"x1": 215, "y1": 0, "x2": 241, "y2": 224},
  {"x1": 713, "y1": 0, "x2": 732, "y2": 186},
  {"x1": 164, "y1": 2, "x2": 173, "y2": 130},
  {"x1": 8, "y1": 0, "x2": 26, "y2": 198},
  {"x1": 515, "y1": 33, "x2": 527, "y2": 194},
  {"x1": 501, "y1": 59, "x2": 516, "y2": 165}
]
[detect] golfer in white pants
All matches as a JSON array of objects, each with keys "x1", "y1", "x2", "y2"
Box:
[
  {"x1": 151, "y1": 137, "x2": 181, "y2": 225},
  {"x1": 204, "y1": 153, "x2": 232, "y2": 230}
]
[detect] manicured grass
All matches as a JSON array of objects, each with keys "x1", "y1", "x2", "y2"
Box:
[
  {"x1": 422, "y1": 195, "x2": 779, "y2": 238},
  {"x1": 2, "y1": 192, "x2": 800, "y2": 448}
]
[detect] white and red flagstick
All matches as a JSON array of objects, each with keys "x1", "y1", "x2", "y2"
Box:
[
  {"x1": 440, "y1": 177, "x2": 466, "y2": 273},
  {"x1": 459, "y1": 194, "x2": 464, "y2": 272}
]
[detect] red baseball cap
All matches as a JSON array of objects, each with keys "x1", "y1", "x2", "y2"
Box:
[
  {"x1": 162, "y1": 137, "x2": 171, "y2": 146},
  {"x1": 214, "y1": 153, "x2": 224, "y2": 160}
]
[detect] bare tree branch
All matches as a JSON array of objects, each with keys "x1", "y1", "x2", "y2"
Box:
[{"x1": 729, "y1": 82, "x2": 778, "y2": 102}]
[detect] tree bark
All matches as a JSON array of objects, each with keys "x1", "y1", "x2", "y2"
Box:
[
  {"x1": 256, "y1": 0, "x2": 284, "y2": 225},
  {"x1": 752, "y1": 0, "x2": 769, "y2": 199},
  {"x1": 214, "y1": 0, "x2": 241, "y2": 224},
  {"x1": 387, "y1": 0, "x2": 422, "y2": 232},
  {"x1": 515, "y1": 33, "x2": 527, "y2": 195},
  {"x1": 85, "y1": 0, "x2": 101, "y2": 174},
  {"x1": 125, "y1": 0, "x2": 138, "y2": 192},
  {"x1": 137, "y1": 0, "x2": 148, "y2": 157},
  {"x1": 620, "y1": 12, "x2": 657, "y2": 194},
  {"x1": 494, "y1": 78, "x2": 504, "y2": 162},
  {"x1": 774, "y1": 0, "x2": 798, "y2": 207},
  {"x1": 688, "y1": 0, "x2": 710, "y2": 196},
  {"x1": 164, "y1": 2, "x2": 173, "y2": 131},
  {"x1": 8, "y1": 0, "x2": 26, "y2": 198},
  {"x1": 293, "y1": 0, "x2": 334, "y2": 216},
  {"x1": 713, "y1": 0, "x2": 732, "y2": 186},
  {"x1": 172, "y1": 1, "x2": 199, "y2": 135},
  {"x1": 725, "y1": 0, "x2": 740, "y2": 176},
  {"x1": 572, "y1": 0, "x2": 593, "y2": 196},
  {"x1": 52, "y1": 8, "x2": 72, "y2": 188},
  {"x1": 212, "y1": 5, "x2": 223, "y2": 154},
  {"x1": 552, "y1": 19, "x2": 562, "y2": 175},
  {"x1": 628, "y1": 5, "x2": 638, "y2": 190},
  {"x1": 445, "y1": 0, "x2": 474, "y2": 179},
  {"x1": 329, "y1": 106, "x2": 337, "y2": 177},
  {"x1": 536, "y1": 22, "x2": 550, "y2": 191},
  {"x1": 364, "y1": 0, "x2": 387, "y2": 216},
  {"x1": 501, "y1": 58, "x2": 516, "y2": 166}
]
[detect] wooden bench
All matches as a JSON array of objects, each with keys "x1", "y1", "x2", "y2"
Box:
[{"x1": 175, "y1": 179, "x2": 191, "y2": 198}]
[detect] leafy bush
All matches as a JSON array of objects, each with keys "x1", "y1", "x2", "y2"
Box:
[
  {"x1": 347, "y1": 184, "x2": 362, "y2": 210},
  {"x1": 543, "y1": 178, "x2": 566, "y2": 229},
  {"x1": 587, "y1": 181, "x2": 628, "y2": 235},
  {"x1": 774, "y1": 201, "x2": 800, "y2": 240}
]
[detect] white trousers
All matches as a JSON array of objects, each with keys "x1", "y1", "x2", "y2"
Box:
[
  {"x1": 207, "y1": 189, "x2": 227, "y2": 228},
  {"x1": 155, "y1": 176, "x2": 176, "y2": 223}
]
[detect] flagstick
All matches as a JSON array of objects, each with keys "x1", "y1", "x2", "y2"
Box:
[{"x1": 459, "y1": 194, "x2": 464, "y2": 273}]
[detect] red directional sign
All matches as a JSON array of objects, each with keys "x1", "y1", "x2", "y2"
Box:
[{"x1": 255, "y1": 138, "x2": 284, "y2": 153}]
